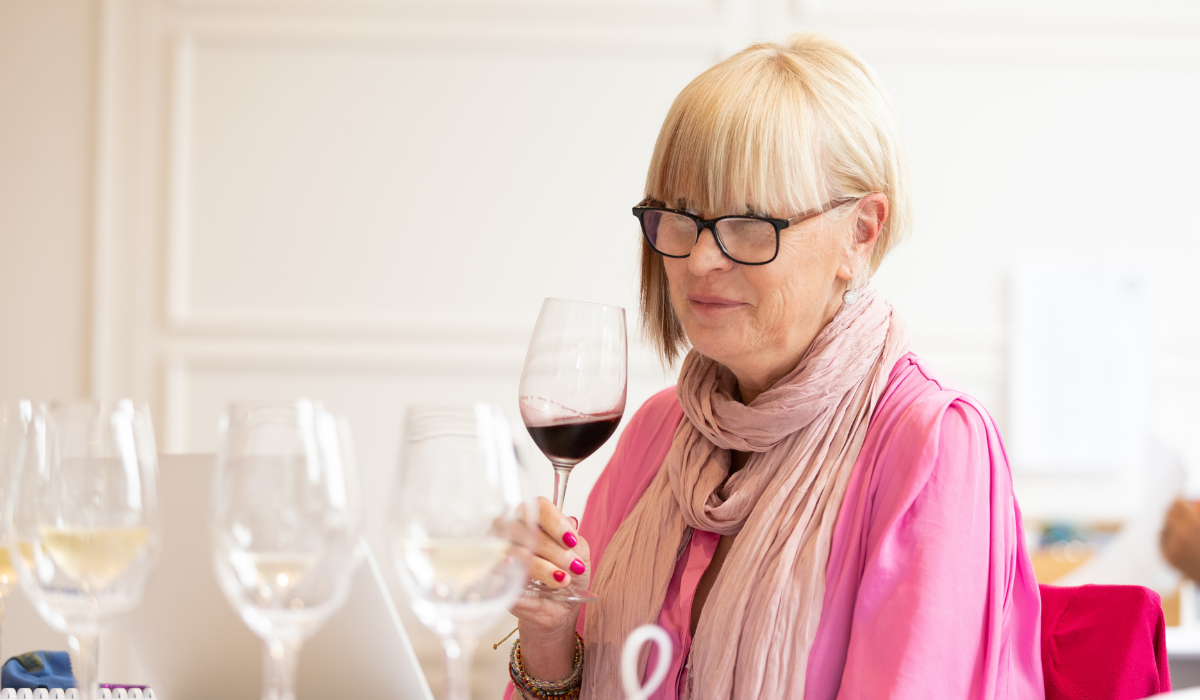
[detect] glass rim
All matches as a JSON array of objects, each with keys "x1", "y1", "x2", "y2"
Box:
[
  {"x1": 11, "y1": 398, "x2": 151, "y2": 410},
  {"x1": 540, "y1": 297, "x2": 626, "y2": 313},
  {"x1": 402, "y1": 402, "x2": 515, "y2": 441},
  {"x1": 224, "y1": 398, "x2": 330, "y2": 414}
]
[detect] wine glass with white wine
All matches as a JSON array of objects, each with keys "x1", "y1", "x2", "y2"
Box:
[
  {"x1": 7, "y1": 400, "x2": 162, "y2": 700},
  {"x1": 388, "y1": 404, "x2": 532, "y2": 700},
  {"x1": 211, "y1": 400, "x2": 362, "y2": 700}
]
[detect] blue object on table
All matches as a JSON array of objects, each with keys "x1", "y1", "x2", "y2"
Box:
[{"x1": 1, "y1": 651, "x2": 75, "y2": 690}]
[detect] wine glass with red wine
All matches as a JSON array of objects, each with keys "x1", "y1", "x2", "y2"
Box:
[{"x1": 519, "y1": 298, "x2": 626, "y2": 602}]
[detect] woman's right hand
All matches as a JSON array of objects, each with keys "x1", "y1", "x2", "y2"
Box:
[
  {"x1": 508, "y1": 496, "x2": 592, "y2": 680},
  {"x1": 1163, "y1": 498, "x2": 1200, "y2": 582}
]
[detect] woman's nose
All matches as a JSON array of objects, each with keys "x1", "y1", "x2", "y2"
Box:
[{"x1": 688, "y1": 227, "x2": 733, "y2": 275}]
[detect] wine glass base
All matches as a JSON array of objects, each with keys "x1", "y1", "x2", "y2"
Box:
[{"x1": 523, "y1": 580, "x2": 598, "y2": 603}]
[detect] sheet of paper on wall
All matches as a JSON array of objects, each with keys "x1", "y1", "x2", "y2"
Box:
[{"x1": 1009, "y1": 261, "x2": 1153, "y2": 476}]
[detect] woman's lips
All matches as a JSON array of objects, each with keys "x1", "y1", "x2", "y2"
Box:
[{"x1": 688, "y1": 294, "x2": 746, "y2": 315}]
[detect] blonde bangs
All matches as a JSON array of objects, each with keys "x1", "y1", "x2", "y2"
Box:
[{"x1": 645, "y1": 53, "x2": 830, "y2": 219}]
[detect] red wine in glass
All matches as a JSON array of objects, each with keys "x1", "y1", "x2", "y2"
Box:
[
  {"x1": 524, "y1": 413, "x2": 622, "y2": 468},
  {"x1": 519, "y1": 299, "x2": 627, "y2": 602}
]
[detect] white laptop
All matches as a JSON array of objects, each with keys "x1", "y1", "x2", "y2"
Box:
[{"x1": 125, "y1": 454, "x2": 434, "y2": 700}]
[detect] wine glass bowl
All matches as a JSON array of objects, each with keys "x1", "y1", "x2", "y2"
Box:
[
  {"x1": 519, "y1": 299, "x2": 627, "y2": 502},
  {"x1": 6, "y1": 400, "x2": 162, "y2": 700},
  {"x1": 518, "y1": 299, "x2": 627, "y2": 603},
  {"x1": 388, "y1": 403, "x2": 531, "y2": 700},
  {"x1": 211, "y1": 399, "x2": 362, "y2": 700}
]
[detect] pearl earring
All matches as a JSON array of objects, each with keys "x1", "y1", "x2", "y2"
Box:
[{"x1": 843, "y1": 288, "x2": 860, "y2": 305}]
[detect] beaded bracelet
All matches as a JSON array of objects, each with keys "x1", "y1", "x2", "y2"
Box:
[{"x1": 509, "y1": 633, "x2": 584, "y2": 700}]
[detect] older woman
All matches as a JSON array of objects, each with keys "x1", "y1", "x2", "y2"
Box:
[{"x1": 508, "y1": 33, "x2": 1043, "y2": 699}]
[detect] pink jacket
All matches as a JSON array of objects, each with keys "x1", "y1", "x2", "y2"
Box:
[{"x1": 510, "y1": 354, "x2": 1045, "y2": 699}]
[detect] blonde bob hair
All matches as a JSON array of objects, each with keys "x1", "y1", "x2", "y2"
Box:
[{"x1": 640, "y1": 32, "x2": 913, "y2": 364}]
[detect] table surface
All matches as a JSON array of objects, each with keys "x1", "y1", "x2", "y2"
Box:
[
  {"x1": 1150, "y1": 687, "x2": 1200, "y2": 699},
  {"x1": 1169, "y1": 626, "x2": 1200, "y2": 659}
]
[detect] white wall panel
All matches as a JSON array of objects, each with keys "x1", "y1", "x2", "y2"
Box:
[{"x1": 168, "y1": 33, "x2": 715, "y2": 335}]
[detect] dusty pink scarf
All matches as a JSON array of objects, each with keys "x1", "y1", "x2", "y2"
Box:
[{"x1": 583, "y1": 288, "x2": 908, "y2": 698}]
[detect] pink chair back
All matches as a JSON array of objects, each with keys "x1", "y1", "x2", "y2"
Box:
[{"x1": 1040, "y1": 584, "x2": 1171, "y2": 700}]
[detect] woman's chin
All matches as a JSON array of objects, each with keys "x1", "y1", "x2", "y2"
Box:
[{"x1": 685, "y1": 328, "x2": 748, "y2": 365}]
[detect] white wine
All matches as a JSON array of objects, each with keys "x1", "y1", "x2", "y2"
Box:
[
  {"x1": 39, "y1": 527, "x2": 150, "y2": 587},
  {"x1": 247, "y1": 552, "x2": 318, "y2": 592},
  {"x1": 0, "y1": 542, "x2": 37, "y2": 597},
  {"x1": 402, "y1": 538, "x2": 511, "y2": 597},
  {"x1": 0, "y1": 548, "x2": 16, "y2": 598}
]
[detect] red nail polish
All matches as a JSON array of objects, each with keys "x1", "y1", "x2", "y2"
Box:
[
  {"x1": 552, "y1": 570, "x2": 566, "y2": 583},
  {"x1": 563, "y1": 531, "x2": 578, "y2": 548},
  {"x1": 570, "y1": 559, "x2": 585, "y2": 576}
]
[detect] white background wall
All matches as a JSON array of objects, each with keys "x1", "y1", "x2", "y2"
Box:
[{"x1": 3, "y1": 0, "x2": 1200, "y2": 695}]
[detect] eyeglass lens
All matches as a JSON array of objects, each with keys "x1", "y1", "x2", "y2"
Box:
[{"x1": 643, "y1": 210, "x2": 777, "y2": 264}]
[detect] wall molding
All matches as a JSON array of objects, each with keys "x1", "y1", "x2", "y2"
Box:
[
  {"x1": 159, "y1": 342, "x2": 676, "y2": 451},
  {"x1": 166, "y1": 310, "x2": 538, "y2": 344},
  {"x1": 165, "y1": 33, "x2": 194, "y2": 331},
  {"x1": 821, "y1": 29, "x2": 1200, "y2": 69},
  {"x1": 802, "y1": 0, "x2": 1200, "y2": 38},
  {"x1": 160, "y1": 26, "x2": 720, "y2": 337},
  {"x1": 89, "y1": 0, "x2": 121, "y2": 399},
  {"x1": 166, "y1": 0, "x2": 729, "y2": 28},
  {"x1": 163, "y1": 0, "x2": 1200, "y2": 41}
]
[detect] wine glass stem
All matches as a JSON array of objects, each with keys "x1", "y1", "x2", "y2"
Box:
[
  {"x1": 262, "y1": 637, "x2": 300, "y2": 700},
  {"x1": 552, "y1": 464, "x2": 573, "y2": 509},
  {"x1": 440, "y1": 633, "x2": 477, "y2": 700},
  {"x1": 68, "y1": 630, "x2": 99, "y2": 700}
]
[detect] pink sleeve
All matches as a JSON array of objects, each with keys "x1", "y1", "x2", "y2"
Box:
[{"x1": 835, "y1": 399, "x2": 1042, "y2": 699}]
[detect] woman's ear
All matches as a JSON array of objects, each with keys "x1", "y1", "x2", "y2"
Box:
[{"x1": 836, "y1": 193, "x2": 888, "y2": 282}]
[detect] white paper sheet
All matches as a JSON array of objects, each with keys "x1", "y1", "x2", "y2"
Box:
[{"x1": 1009, "y1": 261, "x2": 1153, "y2": 475}]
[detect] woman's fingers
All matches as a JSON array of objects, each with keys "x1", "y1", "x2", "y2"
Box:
[
  {"x1": 526, "y1": 546, "x2": 572, "y2": 589},
  {"x1": 537, "y1": 496, "x2": 581, "y2": 550},
  {"x1": 509, "y1": 496, "x2": 590, "y2": 591},
  {"x1": 532, "y1": 520, "x2": 588, "y2": 577},
  {"x1": 533, "y1": 496, "x2": 588, "y2": 574}
]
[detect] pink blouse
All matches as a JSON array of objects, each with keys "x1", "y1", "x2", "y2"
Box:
[{"x1": 508, "y1": 354, "x2": 1045, "y2": 699}]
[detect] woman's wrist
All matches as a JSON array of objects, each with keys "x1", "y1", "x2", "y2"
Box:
[
  {"x1": 511, "y1": 632, "x2": 584, "y2": 699},
  {"x1": 516, "y1": 618, "x2": 578, "y2": 681}
]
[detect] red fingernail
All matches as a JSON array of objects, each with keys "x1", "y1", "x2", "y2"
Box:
[
  {"x1": 563, "y1": 531, "x2": 578, "y2": 548},
  {"x1": 552, "y1": 570, "x2": 566, "y2": 583},
  {"x1": 570, "y1": 559, "x2": 585, "y2": 576}
]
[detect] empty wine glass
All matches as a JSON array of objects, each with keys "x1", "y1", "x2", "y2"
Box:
[
  {"x1": 211, "y1": 400, "x2": 362, "y2": 700},
  {"x1": 388, "y1": 404, "x2": 532, "y2": 700},
  {"x1": 519, "y1": 298, "x2": 627, "y2": 601},
  {"x1": 6, "y1": 400, "x2": 162, "y2": 700}
]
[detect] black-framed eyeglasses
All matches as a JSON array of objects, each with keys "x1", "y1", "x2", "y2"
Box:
[{"x1": 632, "y1": 196, "x2": 862, "y2": 265}]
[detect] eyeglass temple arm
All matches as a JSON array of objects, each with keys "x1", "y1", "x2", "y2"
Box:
[{"x1": 785, "y1": 196, "x2": 864, "y2": 226}]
